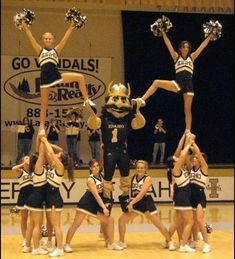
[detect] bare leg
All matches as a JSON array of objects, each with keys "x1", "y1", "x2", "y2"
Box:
[
  {"x1": 118, "y1": 212, "x2": 137, "y2": 243},
  {"x1": 97, "y1": 213, "x2": 115, "y2": 244},
  {"x1": 181, "y1": 210, "x2": 194, "y2": 246},
  {"x1": 39, "y1": 88, "x2": 50, "y2": 131},
  {"x1": 183, "y1": 94, "x2": 194, "y2": 131},
  {"x1": 25, "y1": 212, "x2": 34, "y2": 247},
  {"x1": 141, "y1": 80, "x2": 178, "y2": 101},
  {"x1": 31, "y1": 211, "x2": 44, "y2": 249},
  {"x1": 195, "y1": 205, "x2": 208, "y2": 243},
  {"x1": 20, "y1": 209, "x2": 29, "y2": 239},
  {"x1": 65, "y1": 211, "x2": 86, "y2": 245},
  {"x1": 61, "y1": 73, "x2": 89, "y2": 100}
]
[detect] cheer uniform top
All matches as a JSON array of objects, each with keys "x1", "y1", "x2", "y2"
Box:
[
  {"x1": 172, "y1": 55, "x2": 194, "y2": 95},
  {"x1": 76, "y1": 173, "x2": 105, "y2": 217},
  {"x1": 45, "y1": 167, "x2": 64, "y2": 211},
  {"x1": 130, "y1": 174, "x2": 157, "y2": 215},
  {"x1": 190, "y1": 167, "x2": 208, "y2": 209},
  {"x1": 101, "y1": 115, "x2": 132, "y2": 181},
  {"x1": 38, "y1": 48, "x2": 62, "y2": 88},
  {"x1": 173, "y1": 167, "x2": 192, "y2": 210},
  {"x1": 24, "y1": 165, "x2": 47, "y2": 211},
  {"x1": 16, "y1": 169, "x2": 34, "y2": 209}
]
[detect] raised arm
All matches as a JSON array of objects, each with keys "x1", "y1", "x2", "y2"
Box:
[
  {"x1": 174, "y1": 133, "x2": 186, "y2": 157},
  {"x1": 162, "y1": 30, "x2": 178, "y2": 62},
  {"x1": 191, "y1": 34, "x2": 213, "y2": 61},
  {"x1": 55, "y1": 23, "x2": 74, "y2": 54},
  {"x1": 22, "y1": 22, "x2": 41, "y2": 55},
  {"x1": 40, "y1": 136, "x2": 64, "y2": 173},
  {"x1": 87, "y1": 178, "x2": 109, "y2": 216},
  {"x1": 192, "y1": 142, "x2": 208, "y2": 174},
  {"x1": 12, "y1": 161, "x2": 26, "y2": 177}
]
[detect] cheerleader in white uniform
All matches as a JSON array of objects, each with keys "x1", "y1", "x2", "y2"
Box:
[
  {"x1": 21, "y1": 21, "x2": 94, "y2": 132},
  {"x1": 117, "y1": 160, "x2": 175, "y2": 250},
  {"x1": 64, "y1": 159, "x2": 123, "y2": 252},
  {"x1": 12, "y1": 155, "x2": 34, "y2": 246},
  {"x1": 137, "y1": 30, "x2": 214, "y2": 132}
]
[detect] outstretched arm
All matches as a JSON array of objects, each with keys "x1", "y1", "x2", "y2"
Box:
[
  {"x1": 55, "y1": 23, "x2": 74, "y2": 54},
  {"x1": 174, "y1": 133, "x2": 186, "y2": 157},
  {"x1": 162, "y1": 30, "x2": 178, "y2": 62},
  {"x1": 191, "y1": 33, "x2": 213, "y2": 61},
  {"x1": 192, "y1": 142, "x2": 208, "y2": 174},
  {"x1": 22, "y1": 22, "x2": 41, "y2": 55}
]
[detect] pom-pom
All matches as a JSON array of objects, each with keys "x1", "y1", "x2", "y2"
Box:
[
  {"x1": 13, "y1": 8, "x2": 35, "y2": 31},
  {"x1": 205, "y1": 223, "x2": 213, "y2": 234},
  {"x1": 9, "y1": 206, "x2": 19, "y2": 214},
  {"x1": 41, "y1": 225, "x2": 55, "y2": 237},
  {"x1": 65, "y1": 7, "x2": 86, "y2": 29},
  {"x1": 203, "y1": 20, "x2": 222, "y2": 41},
  {"x1": 150, "y1": 15, "x2": 173, "y2": 37}
]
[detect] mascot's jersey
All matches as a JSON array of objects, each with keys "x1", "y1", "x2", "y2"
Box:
[{"x1": 100, "y1": 116, "x2": 132, "y2": 146}]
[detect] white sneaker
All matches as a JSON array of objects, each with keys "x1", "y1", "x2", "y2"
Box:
[
  {"x1": 179, "y1": 244, "x2": 196, "y2": 253},
  {"x1": 161, "y1": 240, "x2": 169, "y2": 248},
  {"x1": 202, "y1": 243, "x2": 211, "y2": 253},
  {"x1": 32, "y1": 248, "x2": 48, "y2": 255},
  {"x1": 107, "y1": 242, "x2": 124, "y2": 250},
  {"x1": 168, "y1": 241, "x2": 176, "y2": 251},
  {"x1": 115, "y1": 241, "x2": 127, "y2": 249},
  {"x1": 46, "y1": 241, "x2": 56, "y2": 252},
  {"x1": 22, "y1": 246, "x2": 32, "y2": 253},
  {"x1": 189, "y1": 240, "x2": 197, "y2": 249},
  {"x1": 197, "y1": 232, "x2": 203, "y2": 240},
  {"x1": 63, "y1": 244, "x2": 73, "y2": 253},
  {"x1": 83, "y1": 99, "x2": 96, "y2": 107},
  {"x1": 49, "y1": 248, "x2": 64, "y2": 257}
]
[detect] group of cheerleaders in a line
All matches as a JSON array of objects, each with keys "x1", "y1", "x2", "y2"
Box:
[
  {"x1": 14, "y1": 130, "x2": 210, "y2": 256},
  {"x1": 14, "y1": 11, "x2": 214, "y2": 257}
]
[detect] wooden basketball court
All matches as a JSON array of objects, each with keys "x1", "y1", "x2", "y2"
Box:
[{"x1": 1, "y1": 202, "x2": 234, "y2": 259}]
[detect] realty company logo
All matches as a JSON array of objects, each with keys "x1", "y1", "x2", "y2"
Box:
[{"x1": 3, "y1": 69, "x2": 106, "y2": 106}]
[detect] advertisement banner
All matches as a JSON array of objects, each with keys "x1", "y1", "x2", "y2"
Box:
[{"x1": 1, "y1": 176, "x2": 233, "y2": 205}]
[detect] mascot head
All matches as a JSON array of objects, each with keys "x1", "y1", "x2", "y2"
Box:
[{"x1": 105, "y1": 82, "x2": 132, "y2": 118}]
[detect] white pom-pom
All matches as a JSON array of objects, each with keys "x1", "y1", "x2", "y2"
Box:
[
  {"x1": 203, "y1": 20, "x2": 222, "y2": 41},
  {"x1": 150, "y1": 15, "x2": 173, "y2": 37}
]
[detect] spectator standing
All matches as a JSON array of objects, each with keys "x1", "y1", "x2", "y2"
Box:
[
  {"x1": 152, "y1": 118, "x2": 166, "y2": 165},
  {"x1": 15, "y1": 117, "x2": 35, "y2": 164},
  {"x1": 87, "y1": 127, "x2": 101, "y2": 161},
  {"x1": 46, "y1": 118, "x2": 60, "y2": 145}
]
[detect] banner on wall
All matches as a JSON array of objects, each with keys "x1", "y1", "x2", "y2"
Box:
[
  {"x1": 1, "y1": 56, "x2": 112, "y2": 130},
  {"x1": 1, "y1": 176, "x2": 233, "y2": 204}
]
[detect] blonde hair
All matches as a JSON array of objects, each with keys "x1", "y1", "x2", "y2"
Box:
[{"x1": 135, "y1": 160, "x2": 148, "y2": 168}]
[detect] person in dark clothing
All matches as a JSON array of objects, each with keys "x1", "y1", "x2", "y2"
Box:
[{"x1": 46, "y1": 118, "x2": 60, "y2": 145}]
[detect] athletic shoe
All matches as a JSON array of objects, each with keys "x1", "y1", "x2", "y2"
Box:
[
  {"x1": 202, "y1": 243, "x2": 211, "y2": 253},
  {"x1": 83, "y1": 99, "x2": 96, "y2": 107},
  {"x1": 32, "y1": 248, "x2": 48, "y2": 255},
  {"x1": 189, "y1": 240, "x2": 197, "y2": 249},
  {"x1": 168, "y1": 241, "x2": 176, "y2": 251},
  {"x1": 63, "y1": 244, "x2": 73, "y2": 253},
  {"x1": 197, "y1": 232, "x2": 203, "y2": 240},
  {"x1": 49, "y1": 248, "x2": 64, "y2": 257},
  {"x1": 46, "y1": 241, "x2": 56, "y2": 252},
  {"x1": 107, "y1": 242, "x2": 124, "y2": 250},
  {"x1": 179, "y1": 244, "x2": 196, "y2": 253},
  {"x1": 115, "y1": 241, "x2": 127, "y2": 249},
  {"x1": 22, "y1": 246, "x2": 32, "y2": 253},
  {"x1": 132, "y1": 98, "x2": 146, "y2": 107},
  {"x1": 161, "y1": 240, "x2": 169, "y2": 248}
]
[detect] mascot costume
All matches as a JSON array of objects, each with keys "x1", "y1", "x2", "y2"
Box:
[{"x1": 84, "y1": 82, "x2": 146, "y2": 209}]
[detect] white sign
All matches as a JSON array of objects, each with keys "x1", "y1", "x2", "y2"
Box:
[{"x1": 1, "y1": 176, "x2": 233, "y2": 204}]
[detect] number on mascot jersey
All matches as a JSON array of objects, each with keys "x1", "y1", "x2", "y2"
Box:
[{"x1": 111, "y1": 128, "x2": 118, "y2": 143}]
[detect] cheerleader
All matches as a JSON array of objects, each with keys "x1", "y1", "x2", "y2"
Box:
[
  {"x1": 117, "y1": 160, "x2": 175, "y2": 251},
  {"x1": 39, "y1": 135, "x2": 74, "y2": 257},
  {"x1": 64, "y1": 159, "x2": 123, "y2": 252},
  {"x1": 21, "y1": 20, "x2": 95, "y2": 132},
  {"x1": 136, "y1": 30, "x2": 214, "y2": 132},
  {"x1": 12, "y1": 155, "x2": 35, "y2": 246},
  {"x1": 24, "y1": 135, "x2": 48, "y2": 255},
  {"x1": 190, "y1": 141, "x2": 211, "y2": 253}
]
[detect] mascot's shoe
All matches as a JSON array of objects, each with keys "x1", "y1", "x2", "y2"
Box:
[
  {"x1": 132, "y1": 98, "x2": 146, "y2": 107},
  {"x1": 83, "y1": 99, "x2": 96, "y2": 107}
]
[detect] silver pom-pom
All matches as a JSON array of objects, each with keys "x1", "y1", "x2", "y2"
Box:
[
  {"x1": 203, "y1": 20, "x2": 222, "y2": 41},
  {"x1": 14, "y1": 8, "x2": 35, "y2": 31},
  {"x1": 150, "y1": 15, "x2": 173, "y2": 37},
  {"x1": 41, "y1": 225, "x2": 55, "y2": 237},
  {"x1": 205, "y1": 223, "x2": 213, "y2": 234},
  {"x1": 9, "y1": 206, "x2": 19, "y2": 214},
  {"x1": 65, "y1": 7, "x2": 86, "y2": 29}
]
